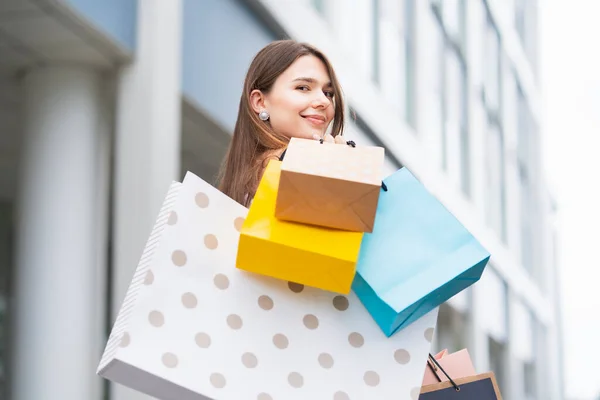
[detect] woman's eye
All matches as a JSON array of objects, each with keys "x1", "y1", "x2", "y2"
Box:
[
  {"x1": 324, "y1": 91, "x2": 334, "y2": 98},
  {"x1": 296, "y1": 85, "x2": 309, "y2": 91}
]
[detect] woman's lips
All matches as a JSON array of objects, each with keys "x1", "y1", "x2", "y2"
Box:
[{"x1": 302, "y1": 115, "x2": 326, "y2": 126}]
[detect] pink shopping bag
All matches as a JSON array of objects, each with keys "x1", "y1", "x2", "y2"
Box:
[{"x1": 422, "y1": 348, "x2": 476, "y2": 386}]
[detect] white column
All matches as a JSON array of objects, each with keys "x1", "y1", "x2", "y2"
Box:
[
  {"x1": 12, "y1": 66, "x2": 102, "y2": 400},
  {"x1": 91, "y1": 75, "x2": 114, "y2": 400},
  {"x1": 110, "y1": 0, "x2": 182, "y2": 399}
]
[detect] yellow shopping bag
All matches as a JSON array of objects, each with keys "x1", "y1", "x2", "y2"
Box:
[{"x1": 236, "y1": 160, "x2": 363, "y2": 294}]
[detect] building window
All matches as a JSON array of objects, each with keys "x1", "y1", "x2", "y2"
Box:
[
  {"x1": 515, "y1": 0, "x2": 526, "y2": 43},
  {"x1": 523, "y1": 360, "x2": 537, "y2": 398},
  {"x1": 372, "y1": 0, "x2": 380, "y2": 84},
  {"x1": 431, "y1": 0, "x2": 470, "y2": 196},
  {"x1": 514, "y1": 0, "x2": 538, "y2": 73},
  {"x1": 434, "y1": 303, "x2": 469, "y2": 352},
  {"x1": 482, "y1": 7, "x2": 506, "y2": 242},
  {"x1": 485, "y1": 118, "x2": 506, "y2": 242},
  {"x1": 375, "y1": 0, "x2": 416, "y2": 127},
  {"x1": 479, "y1": 267, "x2": 508, "y2": 394},
  {"x1": 483, "y1": 15, "x2": 501, "y2": 110},
  {"x1": 404, "y1": 0, "x2": 416, "y2": 128},
  {"x1": 517, "y1": 82, "x2": 536, "y2": 274},
  {"x1": 518, "y1": 308, "x2": 539, "y2": 399},
  {"x1": 488, "y1": 337, "x2": 507, "y2": 394}
]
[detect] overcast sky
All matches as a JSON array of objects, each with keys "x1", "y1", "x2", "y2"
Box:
[{"x1": 540, "y1": 1, "x2": 600, "y2": 399}]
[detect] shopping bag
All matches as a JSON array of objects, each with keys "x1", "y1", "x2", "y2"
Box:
[
  {"x1": 418, "y1": 352, "x2": 503, "y2": 399},
  {"x1": 236, "y1": 159, "x2": 363, "y2": 294},
  {"x1": 275, "y1": 137, "x2": 385, "y2": 232},
  {"x1": 422, "y1": 349, "x2": 476, "y2": 385},
  {"x1": 97, "y1": 170, "x2": 440, "y2": 400},
  {"x1": 419, "y1": 372, "x2": 503, "y2": 400},
  {"x1": 352, "y1": 167, "x2": 491, "y2": 336}
]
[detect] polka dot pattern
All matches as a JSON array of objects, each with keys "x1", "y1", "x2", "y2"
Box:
[
  {"x1": 204, "y1": 234, "x2": 218, "y2": 250},
  {"x1": 288, "y1": 372, "x2": 304, "y2": 388},
  {"x1": 210, "y1": 373, "x2": 226, "y2": 388},
  {"x1": 148, "y1": 311, "x2": 164, "y2": 327},
  {"x1": 234, "y1": 217, "x2": 245, "y2": 232},
  {"x1": 364, "y1": 371, "x2": 380, "y2": 387},
  {"x1": 181, "y1": 292, "x2": 197, "y2": 309},
  {"x1": 242, "y1": 352, "x2": 258, "y2": 368},
  {"x1": 227, "y1": 314, "x2": 243, "y2": 330},
  {"x1": 288, "y1": 281, "x2": 304, "y2": 293},
  {"x1": 258, "y1": 295, "x2": 274, "y2": 310},
  {"x1": 273, "y1": 334, "x2": 289, "y2": 349},
  {"x1": 424, "y1": 327, "x2": 435, "y2": 342},
  {"x1": 318, "y1": 353, "x2": 334, "y2": 369},
  {"x1": 334, "y1": 391, "x2": 350, "y2": 400},
  {"x1": 394, "y1": 349, "x2": 411, "y2": 364},
  {"x1": 303, "y1": 314, "x2": 319, "y2": 329},
  {"x1": 171, "y1": 250, "x2": 187, "y2": 267},
  {"x1": 162, "y1": 352, "x2": 178, "y2": 368},
  {"x1": 333, "y1": 295, "x2": 349, "y2": 311},
  {"x1": 144, "y1": 270, "x2": 154, "y2": 285},
  {"x1": 167, "y1": 211, "x2": 178, "y2": 225},
  {"x1": 195, "y1": 192, "x2": 209, "y2": 208},
  {"x1": 120, "y1": 332, "x2": 130, "y2": 347},
  {"x1": 114, "y1": 173, "x2": 440, "y2": 399},
  {"x1": 348, "y1": 332, "x2": 364, "y2": 348},
  {"x1": 195, "y1": 332, "x2": 211, "y2": 348},
  {"x1": 214, "y1": 274, "x2": 229, "y2": 290}
]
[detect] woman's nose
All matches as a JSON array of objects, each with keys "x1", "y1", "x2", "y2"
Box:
[{"x1": 312, "y1": 92, "x2": 330, "y2": 108}]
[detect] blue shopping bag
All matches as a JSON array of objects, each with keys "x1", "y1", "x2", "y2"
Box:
[{"x1": 352, "y1": 167, "x2": 490, "y2": 337}]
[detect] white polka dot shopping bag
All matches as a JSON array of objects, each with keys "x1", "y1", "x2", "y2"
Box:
[{"x1": 97, "y1": 171, "x2": 438, "y2": 400}]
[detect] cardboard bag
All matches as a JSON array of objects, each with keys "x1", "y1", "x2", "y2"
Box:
[
  {"x1": 422, "y1": 349, "x2": 476, "y2": 385},
  {"x1": 353, "y1": 167, "x2": 491, "y2": 336},
  {"x1": 419, "y1": 373, "x2": 503, "y2": 400},
  {"x1": 275, "y1": 137, "x2": 385, "y2": 232},
  {"x1": 237, "y1": 160, "x2": 363, "y2": 294},
  {"x1": 98, "y1": 171, "x2": 440, "y2": 400},
  {"x1": 419, "y1": 352, "x2": 502, "y2": 399}
]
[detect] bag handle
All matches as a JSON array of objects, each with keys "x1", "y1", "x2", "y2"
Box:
[
  {"x1": 278, "y1": 149, "x2": 287, "y2": 161},
  {"x1": 427, "y1": 353, "x2": 461, "y2": 392}
]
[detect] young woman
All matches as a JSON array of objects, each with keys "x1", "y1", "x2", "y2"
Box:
[{"x1": 217, "y1": 40, "x2": 348, "y2": 207}]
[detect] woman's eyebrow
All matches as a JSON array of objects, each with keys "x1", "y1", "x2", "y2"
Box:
[{"x1": 292, "y1": 77, "x2": 332, "y2": 86}]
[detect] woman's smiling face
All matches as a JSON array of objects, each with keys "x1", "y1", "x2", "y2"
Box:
[{"x1": 251, "y1": 54, "x2": 335, "y2": 140}]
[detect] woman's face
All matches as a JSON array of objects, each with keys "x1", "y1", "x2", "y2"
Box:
[{"x1": 253, "y1": 55, "x2": 335, "y2": 140}]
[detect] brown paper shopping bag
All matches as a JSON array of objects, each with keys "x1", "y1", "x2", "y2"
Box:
[
  {"x1": 419, "y1": 373, "x2": 503, "y2": 400},
  {"x1": 275, "y1": 137, "x2": 385, "y2": 232},
  {"x1": 418, "y1": 352, "x2": 503, "y2": 400}
]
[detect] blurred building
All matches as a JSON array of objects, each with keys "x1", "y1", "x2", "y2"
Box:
[{"x1": 0, "y1": 0, "x2": 564, "y2": 399}]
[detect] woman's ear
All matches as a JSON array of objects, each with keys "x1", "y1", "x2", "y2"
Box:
[{"x1": 250, "y1": 89, "x2": 267, "y2": 114}]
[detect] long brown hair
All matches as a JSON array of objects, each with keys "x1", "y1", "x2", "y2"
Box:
[{"x1": 217, "y1": 40, "x2": 345, "y2": 207}]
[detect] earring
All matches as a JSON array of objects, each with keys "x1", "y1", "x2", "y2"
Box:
[{"x1": 259, "y1": 110, "x2": 270, "y2": 121}]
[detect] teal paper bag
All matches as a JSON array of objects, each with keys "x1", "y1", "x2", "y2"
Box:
[{"x1": 352, "y1": 167, "x2": 490, "y2": 337}]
